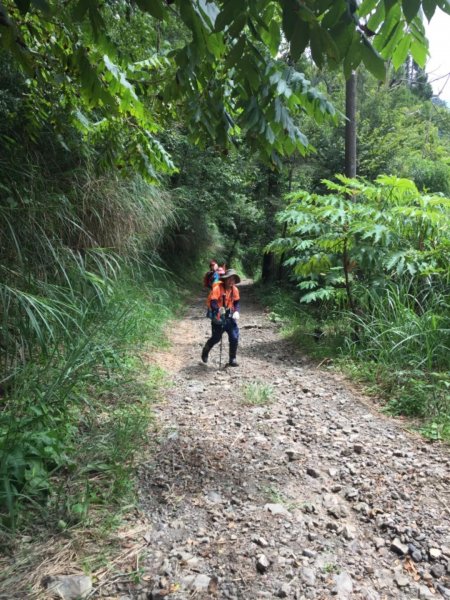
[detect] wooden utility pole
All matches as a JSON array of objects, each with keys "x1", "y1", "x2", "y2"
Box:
[{"x1": 345, "y1": 71, "x2": 357, "y2": 178}]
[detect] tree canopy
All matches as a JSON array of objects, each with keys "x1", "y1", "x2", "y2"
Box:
[{"x1": 1, "y1": 0, "x2": 447, "y2": 175}]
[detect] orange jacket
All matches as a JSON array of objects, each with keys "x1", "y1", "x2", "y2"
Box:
[{"x1": 208, "y1": 282, "x2": 240, "y2": 310}]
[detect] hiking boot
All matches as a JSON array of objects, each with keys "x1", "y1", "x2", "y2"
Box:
[
  {"x1": 229, "y1": 358, "x2": 239, "y2": 367},
  {"x1": 201, "y1": 344, "x2": 210, "y2": 363}
]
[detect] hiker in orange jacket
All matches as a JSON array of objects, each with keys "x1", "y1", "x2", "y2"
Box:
[{"x1": 202, "y1": 269, "x2": 241, "y2": 367}]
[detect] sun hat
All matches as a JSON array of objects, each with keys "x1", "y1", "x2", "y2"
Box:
[{"x1": 220, "y1": 269, "x2": 241, "y2": 284}]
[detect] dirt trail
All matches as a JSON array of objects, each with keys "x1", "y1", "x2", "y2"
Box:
[{"x1": 110, "y1": 282, "x2": 450, "y2": 600}]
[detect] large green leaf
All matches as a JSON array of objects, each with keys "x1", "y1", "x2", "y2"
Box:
[
  {"x1": 358, "y1": 0, "x2": 378, "y2": 17},
  {"x1": 309, "y1": 24, "x2": 324, "y2": 68},
  {"x1": 289, "y1": 17, "x2": 310, "y2": 61},
  {"x1": 226, "y1": 35, "x2": 245, "y2": 67},
  {"x1": 367, "y1": 1, "x2": 386, "y2": 32},
  {"x1": 422, "y1": 0, "x2": 437, "y2": 20},
  {"x1": 321, "y1": 0, "x2": 347, "y2": 29},
  {"x1": 437, "y1": 0, "x2": 450, "y2": 14},
  {"x1": 391, "y1": 34, "x2": 410, "y2": 69},
  {"x1": 402, "y1": 0, "x2": 420, "y2": 22},
  {"x1": 214, "y1": 0, "x2": 243, "y2": 32},
  {"x1": 343, "y1": 36, "x2": 363, "y2": 78},
  {"x1": 361, "y1": 39, "x2": 386, "y2": 80},
  {"x1": 378, "y1": 21, "x2": 404, "y2": 58},
  {"x1": 410, "y1": 38, "x2": 428, "y2": 67},
  {"x1": 135, "y1": 0, "x2": 165, "y2": 20},
  {"x1": 374, "y1": 3, "x2": 401, "y2": 51}
]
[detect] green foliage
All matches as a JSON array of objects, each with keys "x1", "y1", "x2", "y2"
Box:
[
  {"x1": 0, "y1": 165, "x2": 176, "y2": 380},
  {"x1": 161, "y1": 128, "x2": 267, "y2": 272},
  {"x1": 342, "y1": 283, "x2": 449, "y2": 426},
  {"x1": 260, "y1": 284, "x2": 349, "y2": 359},
  {"x1": 265, "y1": 174, "x2": 450, "y2": 436},
  {"x1": 268, "y1": 175, "x2": 450, "y2": 307},
  {"x1": 0, "y1": 106, "x2": 179, "y2": 527},
  {"x1": 346, "y1": 285, "x2": 449, "y2": 372},
  {"x1": 409, "y1": 160, "x2": 450, "y2": 196},
  {"x1": 0, "y1": 272, "x2": 179, "y2": 529},
  {"x1": 0, "y1": 0, "x2": 440, "y2": 173},
  {"x1": 282, "y1": 65, "x2": 450, "y2": 196},
  {"x1": 263, "y1": 282, "x2": 450, "y2": 439}
]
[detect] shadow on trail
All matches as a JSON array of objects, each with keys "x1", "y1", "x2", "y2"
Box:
[
  {"x1": 141, "y1": 422, "x2": 279, "y2": 511},
  {"x1": 178, "y1": 363, "x2": 211, "y2": 379}
]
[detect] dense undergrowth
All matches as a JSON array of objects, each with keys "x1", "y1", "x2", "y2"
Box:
[
  {"x1": 0, "y1": 123, "x2": 187, "y2": 533},
  {"x1": 0, "y1": 273, "x2": 180, "y2": 532},
  {"x1": 263, "y1": 285, "x2": 450, "y2": 442},
  {"x1": 263, "y1": 176, "x2": 450, "y2": 441}
]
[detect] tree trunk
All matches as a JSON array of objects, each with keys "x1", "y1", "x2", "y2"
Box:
[
  {"x1": 345, "y1": 71, "x2": 357, "y2": 178},
  {"x1": 261, "y1": 169, "x2": 280, "y2": 283},
  {"x1": 344, "y1": 72, "x2": 357, "y2": 320},
  {"x1": 277, "y1": 162, "x2": 293, "y2": 281}
]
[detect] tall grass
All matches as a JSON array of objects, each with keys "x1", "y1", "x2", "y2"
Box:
[
  {"x1": 262, "y1": 283, "x2": 450, "y2": 440},
  {"x1": 0, "y1": 274, "x2": 180, "y2": 535},
  {"x1": 344, "y1": 284, "x2": 449, "y2": 421},
  {"x1": 0, "y1": 269, "x2": 180, "y2": 529},
  {"x1": 347, "y1": 285, "x2": 449, "y2": 371},
  {"x1": 0, "y1": 148, "x2": 180, "y2": 528}
]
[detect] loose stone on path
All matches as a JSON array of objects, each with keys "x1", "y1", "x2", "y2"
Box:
[{"x1": 103, "y1": 281, "x2": 450, "y2": 600}]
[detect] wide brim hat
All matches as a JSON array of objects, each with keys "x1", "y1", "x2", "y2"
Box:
[{"x1": 220, "y1": 269, "x2": 241, "y2": 284}]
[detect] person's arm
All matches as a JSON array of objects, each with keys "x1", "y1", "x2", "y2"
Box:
[
  {"x1": 232, "y1": 285, "x2": 240, "y2": 318},
  {"x1": 209, "y1": 285, "x2": 223, "y2": 321}
]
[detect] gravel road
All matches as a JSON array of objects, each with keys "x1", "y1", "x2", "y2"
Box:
[{"x1": 111, "y1": 282, "x2": 450, "y2": 600}]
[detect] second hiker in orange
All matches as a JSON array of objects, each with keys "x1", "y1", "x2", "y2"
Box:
[{"x1": 202, "y1": 269, "x2": 241, "y2": 367}]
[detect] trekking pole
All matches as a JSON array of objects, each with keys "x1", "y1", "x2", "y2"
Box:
[{"x1": 219, "y1": 333, "x2": 223, "y2": 369}]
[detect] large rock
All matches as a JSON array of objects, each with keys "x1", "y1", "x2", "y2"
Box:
[
  {"x1": 333, "y1": 572, "x2": 353, "y2": 598},
  {"x1": 300, "y1": 567, "x2": 316, "y2": 586},
  {"x1": 43, "y1": 575, "x2": 92, "y2": 599},
  {"x1": 359, "y1": 588, "x2": 380, "y2": 600},
  {"x1": 430, "y1": 563, "x2": 445, "y2": 578},
  {"x1": 275, "y1": 582, "x2": 291, "y2": 598},
  {"x1": 182, "y1": 573, "x2": 216, "y2": 592},
  {"x1": 306, "y1": 467, "x2": 321, "y2": 479},
  {"x1": 391, "y1": 538, "x2": 409, "y2": 556},
  {"x1": 265, "y1": 503, "x2": 290, "y2": 516},
  {"x1": 256, "y1": 554, "x2": 271, "y2": 574}
]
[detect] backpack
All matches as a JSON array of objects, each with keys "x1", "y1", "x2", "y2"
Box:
[{"x1": 203, "y1": 270, "x2": 218, "y2": 289}]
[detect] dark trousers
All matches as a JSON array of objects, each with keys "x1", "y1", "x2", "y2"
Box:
[{"x1": 207, "y1": 319, "x2": 239, "y2": 359}]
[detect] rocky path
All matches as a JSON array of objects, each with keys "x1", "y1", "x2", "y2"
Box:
[{"x1": 112, "y1": 282, "x2": 449, "y2": 600}]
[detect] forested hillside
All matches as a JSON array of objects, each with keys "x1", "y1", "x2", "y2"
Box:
[{"x1": 0, "y1": 0, "x2": 449, "y2": 575}]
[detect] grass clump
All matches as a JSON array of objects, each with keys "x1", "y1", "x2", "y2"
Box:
[{"x1": 242, "y1": 382, "x2": 274, "y2": 406}]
